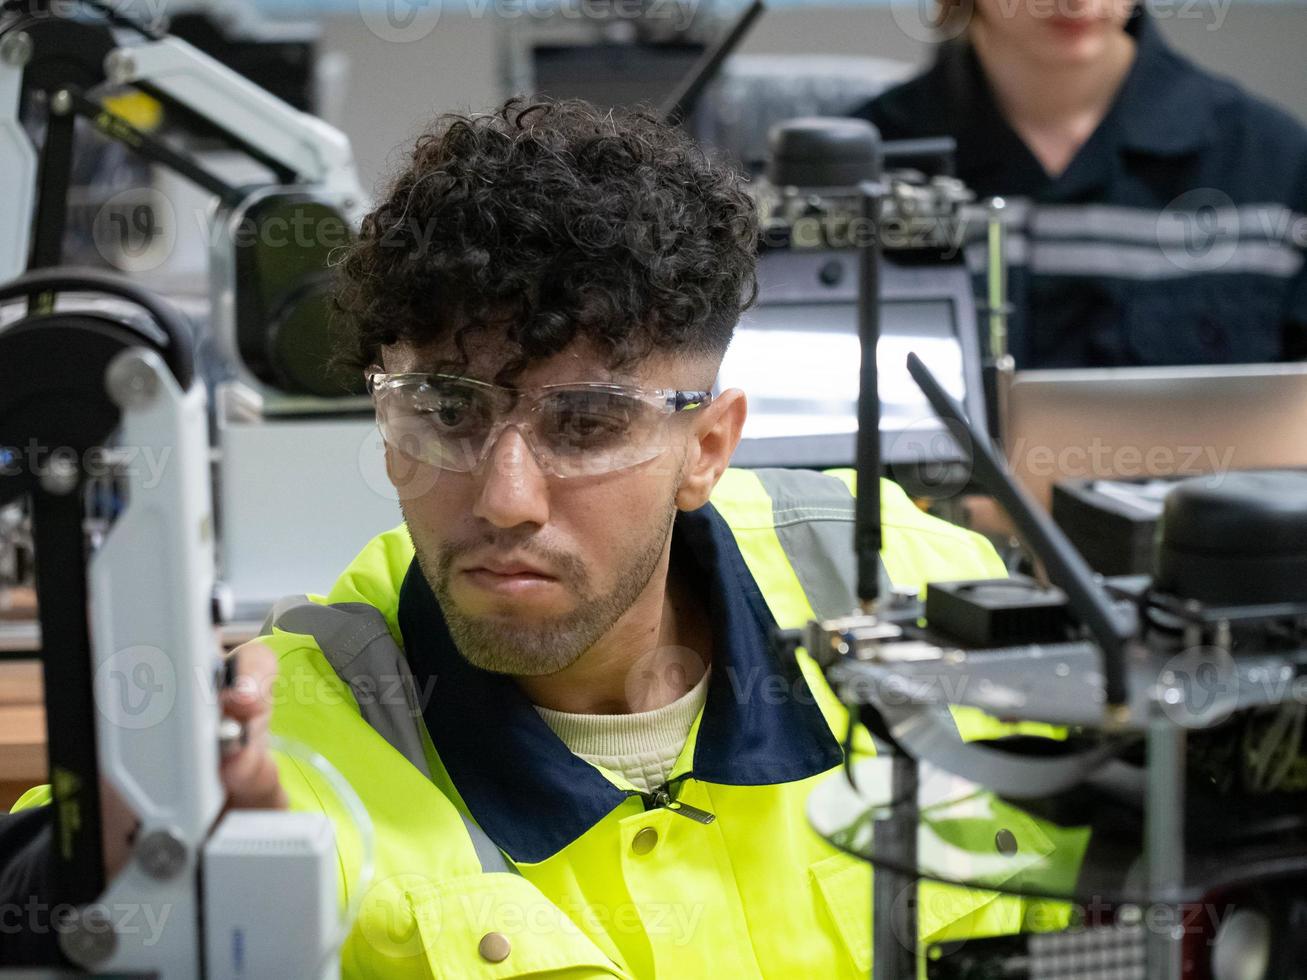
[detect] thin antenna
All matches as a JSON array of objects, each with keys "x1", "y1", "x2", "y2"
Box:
[
  {"x1": 855, "y1": 180, "x2": 882, "y2": 609},
  {"x1": 906, "y1": 352, "x2": 1132, "y2": 706},
  {"x1": 662, "y1": 0, "x2": 766, "y2": 127}
]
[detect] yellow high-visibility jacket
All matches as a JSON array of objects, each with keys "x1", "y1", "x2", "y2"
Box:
[{"x1": 16, "y1": 469, "x2": 1084, "y2": 977}]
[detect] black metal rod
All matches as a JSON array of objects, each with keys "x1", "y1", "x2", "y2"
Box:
[
  {"x1": 662, "y1": 0, "x2": 765, "y2": 127},
  {"x1": 31, "y1": 485, "x2": 106, "y2": 907},
  {"x1": 872, "y1": 754, "x2": 919, "y2": 980},
  {"x1": 65, "y1": 87, "x2": 245, "y2": 208},
  {"x1": 905, "y1": 352, "x2": 1131, "y2": 706},
  {"x1": 1146, "y1": 720, "x2": 1186, "y2": 979},
  {"x1": 28, "y1": 101, "x2": 75, "y2": 285},
  {"x1": 855, "y1": 181, "x2": 882, "y2": 608},
  {"x1": 135, "y1": 81, "x2": 298, "y2": 186}
]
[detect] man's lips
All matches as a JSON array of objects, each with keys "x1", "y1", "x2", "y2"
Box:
[
  {"x1": 457, "y1": 557, "x2": 560, "y2": 596},
  {"x1": 463, "y1": 559, "x2": 555, "y2": 578},
  {"x1": 1047, "y1": 15, "x2": 1103, "y2": 36}
]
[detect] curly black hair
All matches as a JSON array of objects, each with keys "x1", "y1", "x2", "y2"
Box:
[{"x1": 334, "y1": 98, "x2": 759, "y2": 380}]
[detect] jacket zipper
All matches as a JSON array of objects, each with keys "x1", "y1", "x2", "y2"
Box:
[{"x1": 637, "y1": 785, "x2": 716, "y2": 824}]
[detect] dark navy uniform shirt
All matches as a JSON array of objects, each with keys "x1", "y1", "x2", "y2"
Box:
[{"x1": 852, "y1": 7, "x2": 1307, "y2": 368}]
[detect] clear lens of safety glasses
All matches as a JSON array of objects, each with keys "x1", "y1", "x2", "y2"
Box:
[{"x1": 368, "y1": 373, "x2": 711, "y2": 478}]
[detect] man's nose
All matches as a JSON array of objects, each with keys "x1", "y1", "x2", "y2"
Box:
[{"x1": 471, "y1": 425, "x2": 550, "y2": 530}]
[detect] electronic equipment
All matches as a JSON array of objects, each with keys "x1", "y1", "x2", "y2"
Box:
[
  {"x1": 0, "y1": 267, "x2": 356, "y2": 977},
  {"x1": 998, "y1": 360, "x2": 1307, "y2": 511},
  {"x1": 689, "y1": 54, "x2": 914, "y2": 178},
  {"x1": 1051, "y1": 476, "x2": 1184, "y2": 576},
  {"x1": 531, "y1": 41, "x2": 707, "y2": 110},
  {"x1": 0, "y1": 1, "x2": 403, "y2": 622},
  {"x1": 0, "y1": 1, "x2": 368, "y2": 397},
  {"x1": 799, "y1": 352, "x2": 1307, "y2": 978},
  {"x1": 512, "y1": 0, "x2": 766, "y2": 124},
  {"x1": 727, "y1": 118, "x2": 990, "y2": 471},
  {"x1": 500, "y1": 0, "x2": 731, "y2": 115},
  {"x1": 722, "y1": 252, "x2": 985, "y2": 469},
  {"x1": 765, "y1": 113, "x2": 1307, "y2": 979}
]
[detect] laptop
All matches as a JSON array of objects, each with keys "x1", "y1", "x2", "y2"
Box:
[{"x1": 999, "y1": 361, "x2": 1307, "y2": 511}]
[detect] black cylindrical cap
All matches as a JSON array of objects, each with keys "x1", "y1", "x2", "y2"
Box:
[
  {"x1": 767, "y1": 117, "x2": 882, "y2": 189},
  {"x1": 1154, "y1": 471, "x2": 1307, "y2": 606}
]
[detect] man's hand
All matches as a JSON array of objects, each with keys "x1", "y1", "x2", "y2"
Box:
[
  {"x1": 102, "y1": 641, "x2": 288, "y2": 880},
  {"x1": 219, "y1": 641, "x2": 289, "y2": 811}
]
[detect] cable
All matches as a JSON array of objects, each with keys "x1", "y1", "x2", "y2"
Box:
[{"x1": 1243, "y1": 703, "x2": 1307, "y2": 794}]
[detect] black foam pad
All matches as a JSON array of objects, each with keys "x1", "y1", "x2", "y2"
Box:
[{"x1": 1155, "y1": 471, "x2": 1307, "y2": 606}]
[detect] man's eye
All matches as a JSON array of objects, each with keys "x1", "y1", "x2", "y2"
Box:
[
  {"x1": 435, "y1": 401, "x2": 468, "y2": 427},
  {"x1": 417, "y1": 395, "x2": 481, "y2": 432},
  {"x1": 552, "y1": 410, "x2": 628, "y2": 447}
]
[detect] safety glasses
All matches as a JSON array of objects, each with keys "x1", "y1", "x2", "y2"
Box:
[{"x1": 367, "y1": 371, "x2": 712, "y2": 478}]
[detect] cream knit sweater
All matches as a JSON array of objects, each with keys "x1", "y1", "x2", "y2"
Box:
[{"x1": 534, "y1": 669, "x2": 711, "y2": 795}]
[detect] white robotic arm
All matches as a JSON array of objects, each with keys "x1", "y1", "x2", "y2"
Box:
[
  {"x1": 0, "y1": 268, "x2": 360, "y2": 979},
  {"x1": 0, "y1": 8, "x2": 366, "y2": 284},
  {"x1": 107, "y1": 34, "x2": 364, "y2": 217},
  {"x1": 0, "y1": 30, "x2": 37, "y2": 282}
]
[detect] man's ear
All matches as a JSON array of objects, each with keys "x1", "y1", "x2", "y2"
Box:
[{"x1": 676, "y1": 388, "x2": 747, "y2": 511}]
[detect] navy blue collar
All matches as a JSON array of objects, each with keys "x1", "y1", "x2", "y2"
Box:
[
  {"x1": 398, "y1": 503, "x2": 842, "y2": 864},
  {"x1": 1114, "y1": 8, "x2": 1218, "y2": 157}
]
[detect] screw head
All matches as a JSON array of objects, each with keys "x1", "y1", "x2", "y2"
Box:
[
  {"x1": 105, "y1": 350, "x2": 162, "y2": 409},
  {"x1": 0, "y1": 31, "x2": 33, "y2": 67},
  {"x1": 104, "y1": 49, "x2": 137, "y2": 85},
  {"x1": 57, "y1": 905, "x2": 117, "y2": 969},
  {"x1": 50, "y1": 89, "x2": 72, "y2": 116},
  {"x1": 39, "y1": 456, "x2": 79, "y2": 496},
  {"x1": 136, "y1": 827, "x2": 188, "y2": 881}
]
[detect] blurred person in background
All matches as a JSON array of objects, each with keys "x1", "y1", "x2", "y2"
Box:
[{"x1": 852, "y1": 0, "x2": 1307, "y2": 369}]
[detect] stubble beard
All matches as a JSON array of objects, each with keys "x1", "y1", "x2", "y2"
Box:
[{"x1": 405, "y1": 502, "x2": 678, "y2": 676}]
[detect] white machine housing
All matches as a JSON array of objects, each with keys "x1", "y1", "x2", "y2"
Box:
[
  {"x1": 0, "y1": 30, "x2": 37, "y2": 283},
  {"x1": 74, "y1": 347, "x2": 340, "y2": 979}
]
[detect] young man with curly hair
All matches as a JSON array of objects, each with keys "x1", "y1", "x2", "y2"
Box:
[{"x1": 5, "y1": 98, "x2": 1077, "y2": 976}]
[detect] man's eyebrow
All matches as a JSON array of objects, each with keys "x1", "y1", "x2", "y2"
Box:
[
  {"x1": 406, "y1": 360, "x2": 640, "y2": 387},
  {"x1": 411, "y1": 358, "x2": 476, "y2": 377}
]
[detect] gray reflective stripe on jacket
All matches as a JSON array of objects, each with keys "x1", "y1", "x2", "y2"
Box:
[
  {"x1": 750, "y1": 468, "x2": 891, "y2": 619},
  {"x1": 750, "y1": 469, "x2": 974, "y2": 758},
  {"x1": 260, "y1": 597, "x2": 516, "y2": 876}
]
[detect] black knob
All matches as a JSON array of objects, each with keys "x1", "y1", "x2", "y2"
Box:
[{"x1": 818, "y1": 259, "x2": 844, "y2": 287}]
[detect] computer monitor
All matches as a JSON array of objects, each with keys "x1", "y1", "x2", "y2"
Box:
[
  {"x1": 532, "y1": 42, "x2": 706, "y2": 111},
  {"x1": 720, "y1": 250, "x2": 987, "y2": 470},
  {"x1": 1000, "y1": 362, "x2": 1307, "y2": 511}
]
